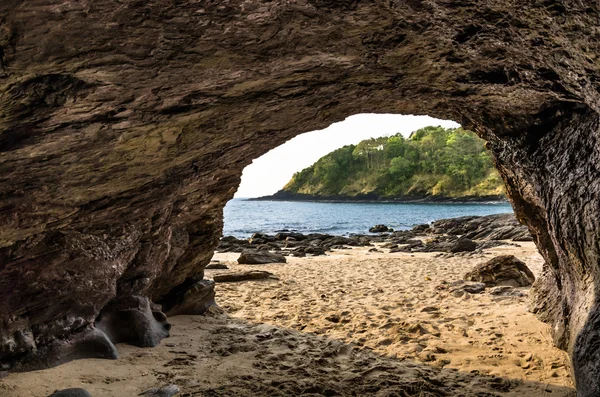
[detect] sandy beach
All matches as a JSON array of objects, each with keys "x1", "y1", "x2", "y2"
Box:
[{"x1": 1, "y1": 242, "x2": 575, "y2": 396}]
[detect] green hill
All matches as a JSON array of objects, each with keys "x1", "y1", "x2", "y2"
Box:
[{"x1": 274, "y1": 126, "x2": 505, "y2": 201}]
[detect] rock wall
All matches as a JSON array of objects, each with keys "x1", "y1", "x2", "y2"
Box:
[{"x1": 0, "y1": 0, "x2": 599, "y2": 394}]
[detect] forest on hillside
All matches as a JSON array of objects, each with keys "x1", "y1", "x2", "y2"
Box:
[{"x1": 278, "y1": 126, "x2": 505, "y2": 200}]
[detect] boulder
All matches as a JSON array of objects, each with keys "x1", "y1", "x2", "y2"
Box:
[
  {"x1": 411, "y1": 224, "x2": 430, "y2": 233},
  {"x1": 237, "y1": 250, "x2": 286, "y2": 265},
  {"x1": 304, "y1": 246, "x2": 326, "y2": 256},
  {"x1": 431, "y1": 214, "x2": 531, "y2": 241},
  {"x1": 448, "y1": 237, "x2": 477, "y2": 253},
  {"x1": 464, "y1": 255, "x2": 535, "y2": 287},
  {"x1": 369, "y1": 224, "x2": 390, "y2": 233}
]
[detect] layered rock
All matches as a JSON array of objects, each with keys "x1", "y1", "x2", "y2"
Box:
[
  {"x1": 464, "y1": 255, "x2": 535, "y2": 287},
  {"x1": 0, "y1": 0, "x2": 599, "y2": 395}
]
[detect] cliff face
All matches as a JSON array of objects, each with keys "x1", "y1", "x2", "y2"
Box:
[{"x1": 0, "y1": 0, "x2": 599, "y2": 394}]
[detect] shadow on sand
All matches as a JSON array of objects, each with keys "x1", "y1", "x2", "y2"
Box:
[{"x1": 0, "y1": 312, "x2": 576, "y2": 397}]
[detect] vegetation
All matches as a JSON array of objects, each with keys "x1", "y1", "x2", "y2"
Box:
[{"x1": 282, "y1": 126, "x2": 505, "y2": 199}]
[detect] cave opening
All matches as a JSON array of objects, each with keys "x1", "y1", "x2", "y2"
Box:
[{"x1": 208, "y1": 114, "x2": 574, "y2": 395}]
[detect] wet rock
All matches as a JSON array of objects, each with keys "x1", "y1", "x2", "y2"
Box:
[
  {"x1": 213, "y1": 271, "x2": 278, "y2": 283},
  {"x1": 249, "y1": 232, "x2": 275, "y2": 245},
  {"x1": 369, "y1": 225, "x2": 390, "y2": 233},
  {"x1": 411, "y1": 224, "x2": 430, "y2": 233},
  {"x1": 464, "y1": 255, "x2": 535, "y2": 287},
  {"x1": 237, "y1": 250, "x2": 286, "y2": 264},
  {"x1": 274, "y1": 232, "x2": 307, "y2": 241},
  {"x1": 48, "y1": 389, "x2": 93, "y2": 397}
]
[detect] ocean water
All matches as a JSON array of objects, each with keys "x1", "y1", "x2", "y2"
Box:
[{"x1": 223, "y1": 199, "x2": 513, "y2": 238}]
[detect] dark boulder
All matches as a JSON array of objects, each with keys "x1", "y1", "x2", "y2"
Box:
[
  {"x1": 249, "y1": 232, "x2": 277, "y2": 245},
  {"x1": 304, "y1": 246, "x2": 326, "y2": 256},
  {"x1": 274, "y1": 232, "x2": 307, "y2": 241},
  {"x1": 448, "y1": 237, "x2": 477, "y2": 253},
  {"x1": 431, "y1": 214, "x2": 531, "y2": 241},
  {"x1": 411, "y1": 224, "x2": 430, "y2": 233},
  {"x1": 464, "y1": 255, "x2": 535, "y2": 287},
  {"x1": 369, "y1": 225, "x2": 390, "y2": 233},
  {"x1": 237, "y1": 250, "x2": 287, "y2": 264}
]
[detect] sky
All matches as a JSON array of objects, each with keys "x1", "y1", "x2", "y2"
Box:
[{"x1": 235, "y1": 114, "x2": 460, "y2": 198}]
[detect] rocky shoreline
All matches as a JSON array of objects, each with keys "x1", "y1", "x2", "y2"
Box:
[
  {"x1": 217, "y1": 213, "x2": 531, "y2": 259},
  {"x1": 250, "y1": 191, "x2": 507, "y2": 204}
]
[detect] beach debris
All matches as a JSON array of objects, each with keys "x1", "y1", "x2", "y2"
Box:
[
  {"x1": 138, "y1": 384, "x2": 180, "y2": 397},
  {"x1": 237, "y1": 250, "x2": 286, "y2": 264},
  {"x1": 48, "y1": 389, "x2": 93, "y2": 397},
  {"x1": 464, "y1": 255, "x2": 535, "y2": 287},
  {"x1": 213, "y1": 270, "x2": 278, "y2": 283}
]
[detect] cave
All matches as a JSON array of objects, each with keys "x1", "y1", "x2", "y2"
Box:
[{"x1": 1, "y1": 0, "x2": 599, "y2": 395}]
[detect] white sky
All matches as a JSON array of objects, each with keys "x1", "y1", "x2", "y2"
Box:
[{"x1": 235, "y1": 114, "x2": 460, "y2": 198}]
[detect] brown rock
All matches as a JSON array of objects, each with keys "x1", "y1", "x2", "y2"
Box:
[
  {"x1": 448, "y1": 237, "x2": 477, "y2": 253},
  {"x1": 213, "y1": 271, "x2": 278, "y2": 283},
  {"x1": 464, "y1": 255, "x2": 535, "y2": 287}
]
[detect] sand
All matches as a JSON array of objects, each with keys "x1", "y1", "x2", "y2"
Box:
[{"x1": 0, "y1": 242, "x2": 575, "y2": 396}]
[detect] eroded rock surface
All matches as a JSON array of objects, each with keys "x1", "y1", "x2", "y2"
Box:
[
  {"x1": 0, "y1": 0, "x2": 599, "y2": 394},
  {"x1": 237, "y1": 250, "x2": 287, "y2": 265},
  {"x1": 465, "y1": 255, "x2": 535, "y2": 287}
]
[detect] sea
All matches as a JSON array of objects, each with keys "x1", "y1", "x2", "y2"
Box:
[{"x1": 223, "y1": 198, "x2": 513, "y2": 238}]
